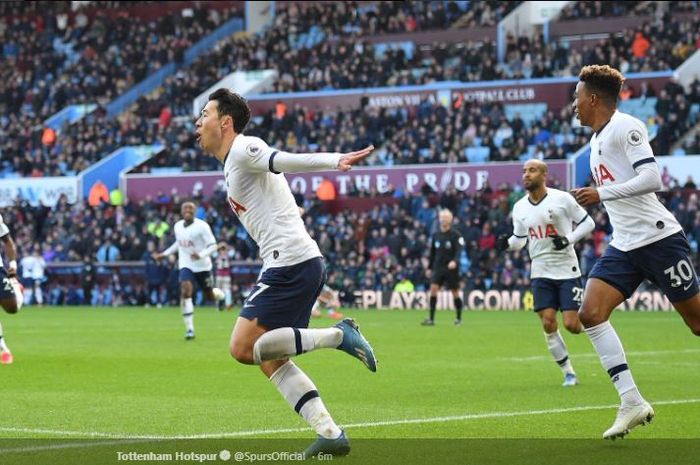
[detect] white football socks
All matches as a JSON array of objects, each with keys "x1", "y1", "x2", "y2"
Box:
[
  {"x1": 584, "y1": 321, "x2": 644, "y2": 405},
  {"x1": 253, "y1": 327, "x2": 343, "y2": 364},
  {"x1": 12, "y1": 280, "x2": 23, "y2": 311},
  {"x1": 270, "y1": 360, "x2": 342, "y2": 439},
  {"x1": 545, "y1": 330, "x2": 575, "y2": 375},
  {"x1": 34, "y1": 284, "x2": 43, "y2": 305},
  {"x1": 0, "y1": 322, "x2": 8, "y2": 352},
  {"x1": 182, "y1": 298, "x2": 194, "y2": 332}
]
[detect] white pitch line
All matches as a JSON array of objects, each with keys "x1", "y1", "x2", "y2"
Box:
[
  {"x1": 0, "y1": 439, "x2": 158, "y2": 455},
  {"x1": 0, "y1": 428, "x2": 162, "y2": 439},
  {"x1": 503, "y1": 348, "x2": 700, "y2": 362},
  {"x1": 1, "y1": 397, "x2": 699, "y2": 453}
]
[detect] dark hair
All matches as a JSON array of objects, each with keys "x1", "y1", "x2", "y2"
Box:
[
  {"x1": 208, "y1": 88, "x2": 251, "y2": 133},
  {"x1": 578, "y1": 65, "x2": 625, "y2": 104}
]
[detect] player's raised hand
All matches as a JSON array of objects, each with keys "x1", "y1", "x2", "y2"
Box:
[
  {"x1": 571, "y1": 187, "x2": 600, "y2": 206},
  {"x1": 338, "y1": 145, "x2": 374, "y2": 172}
]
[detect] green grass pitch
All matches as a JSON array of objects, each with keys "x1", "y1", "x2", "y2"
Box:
[
  {"x1": 1, "y1": 306, "x2": 698, "y2": 440},
  {"x1": 1, "y1": 307, "x2": 699, "y2": 465}
]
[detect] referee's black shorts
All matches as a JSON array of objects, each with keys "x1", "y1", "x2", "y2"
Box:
[{"x1": 430, "y1": 267, "x2": 460, "y2": 290}]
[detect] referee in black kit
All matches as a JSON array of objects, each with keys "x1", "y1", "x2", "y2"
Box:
[{"x1": 422, "y1": 209, "x2": 466, "y2": 326}]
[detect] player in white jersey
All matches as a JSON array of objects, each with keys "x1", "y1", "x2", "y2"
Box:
[
  {"x1": 498, "y1": 160, "x2": 595, "y2": 386},
  {"x1": 215, "y1": 242, "x2": 233, "y2": 311},
  {"x1": 195, "y1": 88, "x2": 377, "y2": 458},
  {"x1": 0, "y1": 213, "x2": 24, "y2": 364},
  {"x1": 311, "y1": 284, "x2": 344, "y2": 320},
  {"x1": 153, "y1": 202, "x2": 225, "y2": 339},
  {"x1": 572, "y1": 65, "x2": 700, "y2": 439},
  {"x1": 20, "y1": 245, "x2": 46, "y2": 306}
]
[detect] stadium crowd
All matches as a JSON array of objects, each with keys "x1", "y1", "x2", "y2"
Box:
[
  {"x1": 6, "y1": 176, "x2": 700, "y2": 307},
  {"x1": 558, "y1": 1, "x2": 698, "y2": 20},
  {"x1": 136, "y1": 74, "x2": 700, "y2": 173},
  {"x1": 1, "y1": 2, "x2": 238, "y2": 119},
  {"x1": 2, "y1": 1, "x2": 700, "y2": 306},
  {"x1": 5, "y1": 72, "x2": 698, "y2": 178},
  {"x1": 2, "y1": 1, "x2": 700, "y2": 178}
]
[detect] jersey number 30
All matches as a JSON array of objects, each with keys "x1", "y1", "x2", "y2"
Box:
[{"x1": 664, "y1": 259, "x2": 695, "y2": 289}]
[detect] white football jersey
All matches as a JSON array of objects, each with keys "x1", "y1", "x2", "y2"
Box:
[
  {"x1": 20, "y1": 255, "x2": 46, "y2": 279},
  {"x1": 512, "y1": 188, "x2": 588, "y2": 279},
  {"x1": 172, "y1": 218, "x2": 217, "y2": 272},
  {"x1": 223, "y1": 134, "x2": 327, "y2": 269},
  {"x1": 0, "y1": 214, "x2": 8, "y2": 268},
  {"x1": 589, "y1": 110, "x2": 681, "y2": 251}
]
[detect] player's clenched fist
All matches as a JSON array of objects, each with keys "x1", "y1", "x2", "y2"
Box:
[{"x1": 570, "y1": 187, "x2": 600, "y2": 206}]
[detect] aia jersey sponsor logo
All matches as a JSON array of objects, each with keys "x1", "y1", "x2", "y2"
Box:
[
  {"x1": 228, "y1": 197, "x2": 247, "y2": 216},
  {"x1": 529, "y1": 224, "x2": 559, "y2": 240},
  {"x1": 178, "y1": 239, "x2": 195, "y2": 248},
  {"x1": 592, "y1": 163, "x2": 615, "y2": 186}
]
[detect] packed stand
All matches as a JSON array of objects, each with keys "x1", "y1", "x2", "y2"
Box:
[
  {"x1": 557, "y1": 1, "x2": 659, "y2": 21},
  {"x1": 156, "y1": 5, "x2": 700, "y2": 110},
  {"x1": 5, "y1": 174, "x2": 700, "y2": 306},
  {"x1": 137, "y1": 75, "x2": 700, "y2": 173},
  {"x1": 0, "y1": 108, "x2": 159, "y2": 177},
  {"x1": 0, "y1": 1, "x2": 239, "y2": 122},
  {"x1": 152, "y1": 1, "x2": 522, "y2": 115},
  {"x1": 4, "y1": 2, "x2": 700, "y2": 178},
  {"x1": 5, "y1": 76, "x2": 699, "y2": 177}
]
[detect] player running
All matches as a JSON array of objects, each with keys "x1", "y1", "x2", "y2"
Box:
[
  {"x1": 498, "y1": 160, "x2": 595, "y2": 386},
  {"x1": 153, "y1": 202, "x2": 225, "y2": 340},
  {"x1": 572, "y1": 65, "x2": 700, "y2": 439},
  {"x1": 195, "y1": 88, "x2": 377, "y2": 458},
  {"x1": 215, "y1": 242, "x2": 234, "y2": 311},
  {"x1": 0, "y1": 213, "x2": 24, "y2": 364},
  {"x1": 20, "y1": 245, "x2": 47, "y2": 306},
  {"x1": 311, "y1": 284, "x2": 344, "y2": 320}
]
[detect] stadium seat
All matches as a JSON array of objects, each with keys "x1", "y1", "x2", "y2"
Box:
[
  {"x1": 465, "y1": 147, "x2": 490, "y2": 163},
  {"x1": 672, "y1": 148, "x2": 686, "y2": 157},
  {"x1": 505, "y1": 103, "x2": 547, "y2": 126}
]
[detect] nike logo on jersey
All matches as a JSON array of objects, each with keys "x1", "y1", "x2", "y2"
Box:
[{"x1": 683, "y1": 282, "x2": 694, "y2": 291}]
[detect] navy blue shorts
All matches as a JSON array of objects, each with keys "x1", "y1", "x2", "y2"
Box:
[
  {"x1": 179, "y1": 268, "x2": 214, "y2": 291},
  {"x1": 0, "y1": 268, "x2": 14, "y2": 300},
  {"x1": 589, "y1": 231, "x2": 700, "y2": 303},
  {"x1": 532, "y1": 277, "x2": 583, "y2": 312},
  {"x1": 240, "y1": 257, "x2": 326, "y2": 330}
]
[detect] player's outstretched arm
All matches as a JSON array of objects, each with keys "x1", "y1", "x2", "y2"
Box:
[
  {"x1": 154, "y1": 242, "x2": 178, "y2": 261},
  {"x1": 243, "y1": 136, "x2": 374, "y2": 174},
  {"x1": 338, "y1": 145, "x2": 375, "y2": 172}
]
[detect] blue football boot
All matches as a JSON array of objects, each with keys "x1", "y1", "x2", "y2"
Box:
[
  {"x1": 335, "y1": 318, "x2": 377, "y2": 372},
  {"x1": 303, "y1": 430, "x2": 350, "y2": 458}
]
